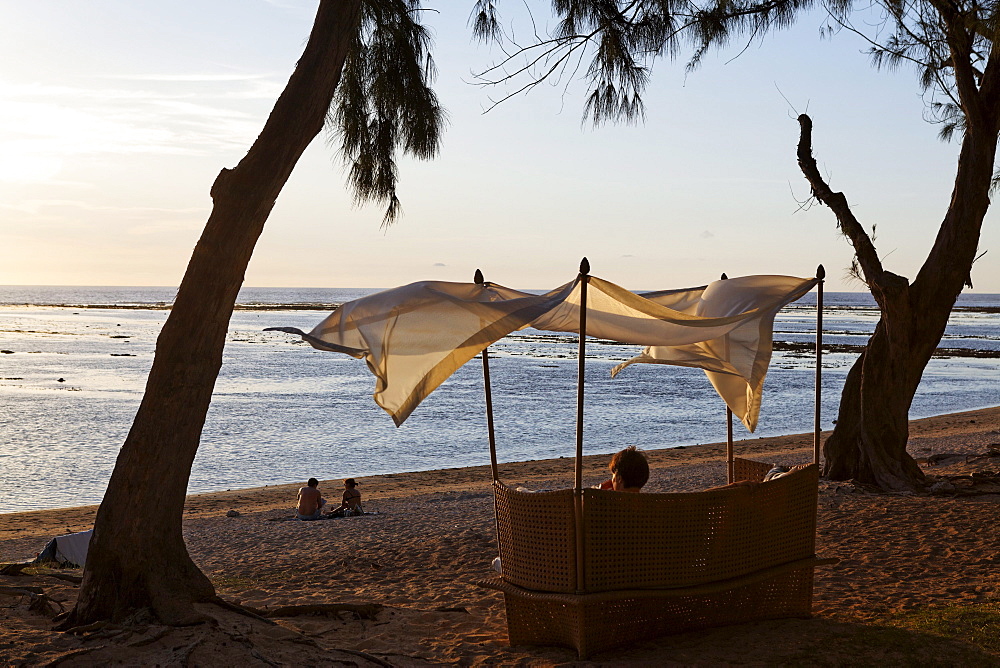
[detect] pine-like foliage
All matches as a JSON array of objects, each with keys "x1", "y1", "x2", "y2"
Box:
[
  {"x1": 858, "y1": 0, "x2": 999, "y2": 138},
  {"x1": 473, "y1": 0, "x2": 816, "y2": 125},
  {"x1": 472, "y1": 0, "x2": 1000, "y2": 137},
  {"x1": 331, "y1": 0, "x2": 445, "y2": 224}
]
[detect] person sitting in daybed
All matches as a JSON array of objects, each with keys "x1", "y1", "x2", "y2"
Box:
[
  {"x1": 493, "y1": 447, "x2": 650, "y2": 572},
  {"x1": 707, "y1": 464, "x2": 809, "y2": 492},
  {"x1": 764, "y1": 465, "x2": 807, "y2": 481},
  {"x1": 595, "y1": 445, "x2": 649, "y2": 492},
  {"x1": 328, "y1": 478, "x2": 363, "y2": 517},
  {"x1": 296, "y1": 478, "x2": 327, "y2": 520}
]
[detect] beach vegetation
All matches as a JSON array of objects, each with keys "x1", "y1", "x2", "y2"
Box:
[
  {"x1": 472, "y1": 0, "x2": 1000, "y2": 492},
  {"x1": 62, "y1": 0, "x2": 444, "y2": 629},
  {"x1": 890, "y1": 601, "x2": 1000, "y2": 656},
  {"x1": 771, "y1": 604, "x2": 1000, "y2": 665}
]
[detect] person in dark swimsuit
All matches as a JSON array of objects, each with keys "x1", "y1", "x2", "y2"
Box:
[{"x1": 329, "y1": 478, "x2": 363, "y2": 516}]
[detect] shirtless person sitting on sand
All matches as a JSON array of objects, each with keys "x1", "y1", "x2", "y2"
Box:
[{"x1": 296, "y1": 478, "x2": 327, "y2": 520}]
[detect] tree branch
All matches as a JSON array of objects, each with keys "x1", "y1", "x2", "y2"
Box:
[
  {"x1": 796, "y1": 114, "x2": 884, "y2": 284},
  {"x1": 928, "y1": 0, "x2": 984, "y2": 127},
  {"x1": 974, "y1": 37, "x2": 1000, "y2": 115}
]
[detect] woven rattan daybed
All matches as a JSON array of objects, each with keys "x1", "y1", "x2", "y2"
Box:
[
  {"x1": 478, "y1": 461, "x2": 829, "y2": 657},
  {"x1": 272, "y1": 260, "x2": 832, "y2": 658}
]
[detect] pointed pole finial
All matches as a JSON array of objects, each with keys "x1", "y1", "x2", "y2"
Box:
[
  {"x1": 579, "y1": 257, "x2": 590, "y2": 276},
  {"x1": 474, "y1": 268, "x2": 484, "y2": 285},
  {"x1": 816, "y1": 264, "x2": 826, "y2": 280},
  {"x1": 721, "y1": 273, "x2": 728, "y2": 280}
]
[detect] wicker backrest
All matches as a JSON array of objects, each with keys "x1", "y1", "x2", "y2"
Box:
[
  {"x1": 493, "y1": 481, "x2": 578, "y2": 593},
  {"x1": 493, "y1": 465, "x2": 819, "y2": 595},
  {"x1": 581, "y1": 464, "x2": 819, "y2": 592},
  {"x1": 733, "y1": 457, "x2": 775, "y2": 483}
]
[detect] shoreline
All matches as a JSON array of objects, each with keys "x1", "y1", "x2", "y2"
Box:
[{"x1": 2, "y1": 404, "x2": 998, "y2": 539}]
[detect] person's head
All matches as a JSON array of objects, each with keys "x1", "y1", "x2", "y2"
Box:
[
  {"x1": 307, "y1": 478, "x2": 319, "y2": 488},
  {"x1": 345, "y1": 478, "x2": 357, "y2": 488},
  {"x1": 609, "y1": 446, "x2": 649, "y2": 492}
]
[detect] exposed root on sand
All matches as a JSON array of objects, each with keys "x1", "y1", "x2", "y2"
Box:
[
  {"x1": 49, "y1": 601, "x2": 392, "y2": 666},
  {"x1": 257, "y1": 602, "x2": 385, "y2": 620},
  {"x1": 2, "y1": 571, "x2": 396, "y2": 667}
]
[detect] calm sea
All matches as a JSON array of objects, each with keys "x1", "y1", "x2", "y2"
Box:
[{"x1": 1, "y1": 286, "x2": 998, "y2": 514}]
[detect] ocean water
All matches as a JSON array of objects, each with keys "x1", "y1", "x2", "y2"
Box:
[{"x1": 1, "y1": 286, "x2": 998, "y2": 514}]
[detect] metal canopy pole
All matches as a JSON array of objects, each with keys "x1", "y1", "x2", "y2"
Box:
[
  {"x1": 721, "y1": 273, "x2": 735, "y2": 483},
  {"x1": 475, "y1": 269, "x2": 500, "y2": 482},
  {"x1": 574, "y1": 257, "x2": 590, "y2": 595},
  {"x1": 814, "y1": 264, "x2": 825, "y2": 467}
]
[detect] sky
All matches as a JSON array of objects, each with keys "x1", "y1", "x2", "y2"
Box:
[{"x1": 0, "y1": 0, "x2": 997, "y2": 292}]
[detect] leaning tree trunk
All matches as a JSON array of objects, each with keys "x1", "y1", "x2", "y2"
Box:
[
  {"x1": 797, "y1": 50, "x2": 1000, "y2": 490},
  {"x1": 821, "y1": 282, "x2": 930, "y2": 490},
  {"x1": 61, "y1": 0, "x2": 363, "y2": 627}
]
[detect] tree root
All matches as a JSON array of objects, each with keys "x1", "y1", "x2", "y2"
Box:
[
  {"x1": 63, "y1": 620, "x2": 119, "y2": 635},
  {"x1": 29, "y1": 592, "x2": 65, "y2": 616},
  {"x1": 210, "y1": 596, "x2": 278, "y2": 625},
  {"x1": 148, "y1": 595, "x2": 215, "y2": 627},
  {"x1": 0, "y1": 585, "x2": 64, "y2": 617},
  {"x1": 0, "y1": 585, "x2": 44, "y2": 595},
  {"x1": 334, "y1": 648, "x2": 395, "y2": 667},
  {"x1": 42, "y1": 647, "x2": 100, "y2": 667},
  {"x1": 927, "y1": 471, "x2": 1000, "y2": 496},
  {"x1": 249, "y1": 647, "x2": 281, "y2": 668},
  {"x1": 176, "y1": 636, "x2": 205, "y2": 664},
  {"x1": 125, "y1": 627, "x2": 172, "y2": 647},
  {"x1": 261, "y1": 602, "x2": 384, "y2": 620},
  {"x1": 42, "y1": 596, "x2": 397, "y2": 666},
  {"x1": 0, "y1": 562, "x2": 31, "y2": 575}
]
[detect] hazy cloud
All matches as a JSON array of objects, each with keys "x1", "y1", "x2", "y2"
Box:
[
  {"x1": 103, "y1": 73, "x2": 269, "y2": 83},
  {"x1": 0, "y1": 199, "x2": 207, "y2": 232},
  {"x1": 0, "y1": 77, "x2": 275, "y2": 184}
]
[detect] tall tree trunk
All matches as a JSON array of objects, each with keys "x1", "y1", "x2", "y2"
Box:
[
  {"x1": 822, "y1": 292, "x2": 929, "y2": 491},
  {"x1": 807, "y1": 76, "x2": 999, "y2": 490},
  {"x1": 61, "y1": 0, "x2": 363, "y2": 627}
]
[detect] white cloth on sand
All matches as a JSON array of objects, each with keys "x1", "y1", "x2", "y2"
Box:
[
  {"x1": 55, "y1": 529, "x2": 92, "y2": 567},
  {"x1": 38, "y1": 529, "x2": 93, "y2": 568}
]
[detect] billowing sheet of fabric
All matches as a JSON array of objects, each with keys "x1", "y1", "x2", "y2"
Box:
[
  {"x1": 529, "y1": 277, "x2": 767, "y2": 346},
  {"x1": 304, "y1": 280, "x2": 577, "y2": 425},
  {"x1": 611, "y1": 275, "x2": 819, "y2": 431},
  {"x1": 295, "y1": 274, "x2": 817, "y2": 428}
]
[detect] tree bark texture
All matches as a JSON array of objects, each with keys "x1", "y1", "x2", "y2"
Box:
[
  {"x1": 798, "y1": 57, "x2": 999, "y2": 490},
  {"x1": 63, "y1": 0, "x2": 363, "y2": 627}
]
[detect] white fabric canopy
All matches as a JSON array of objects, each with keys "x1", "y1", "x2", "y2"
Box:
[
  {"x1": 281, "y1": 274, "x2": 817, "y2": 430},
  {"x1": 614, "y1": 275, "x2": 819, "y2": 431}
]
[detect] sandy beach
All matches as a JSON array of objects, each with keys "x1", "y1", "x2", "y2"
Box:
[{"x1": 2, "y1": 407, "x2": 999, "y2": 666}]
